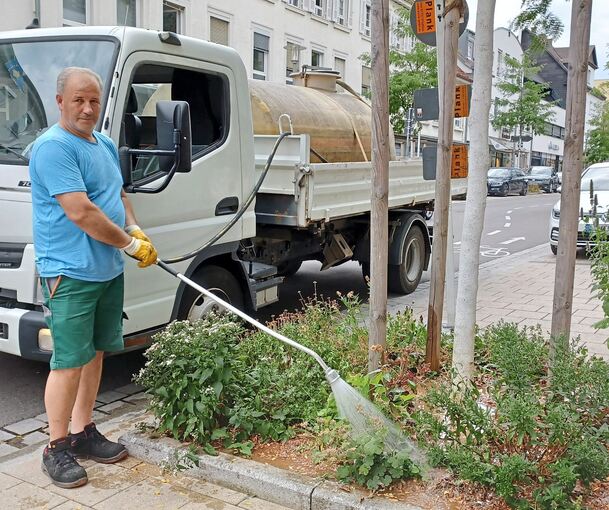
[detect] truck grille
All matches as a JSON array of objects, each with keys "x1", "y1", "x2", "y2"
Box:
[
  {"x1": 0, "y1": 243, "x2": 26, "y2": 269},
  {"x1": 0, "y1": 322, "x2": 7, "y2": 339}
]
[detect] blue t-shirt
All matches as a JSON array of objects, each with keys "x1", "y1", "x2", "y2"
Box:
[{"x1": 30, "y1": 124, "x2": 126, "y2": 282}]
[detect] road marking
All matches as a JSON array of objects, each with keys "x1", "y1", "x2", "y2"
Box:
[
  {"x1": 454, "y1": 241, "x2": 461, "y2": 245},
  {"x1": 504, "y1": 222, "x2": 511, "y2": 227},
  {"x1": 500, "y1": 237, "x2": 525, "y2": 245},
  {"x1": 505, "y1": 215, "x2": 511, "y2": 220},
  {"x1": 507, "y1": 210, "x2": 513, "y2": 214},
  {"x1": 480, "y1": 246, "x2": 510, "y2": 257},
  {"x1": 487, "y1": 230, "x2": 501, "y2": 236}
]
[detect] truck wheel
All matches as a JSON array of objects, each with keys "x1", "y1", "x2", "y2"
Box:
[
  {"x1": 178, "y1": 265, "x2": 244, "y2": 322},
  {"x1": 276, "y1": 259, "x2": 303, "y2": 277},
  {"x1": 550, "y1": 244, "x2": 557, "y2": 255},
  {"x1": 388, "y1": 227, "x2": 425, "y2": 294}
]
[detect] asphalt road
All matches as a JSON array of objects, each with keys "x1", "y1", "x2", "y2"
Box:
[{"x1": 0, "y1": 191, "x2": 559, "y2": 427}]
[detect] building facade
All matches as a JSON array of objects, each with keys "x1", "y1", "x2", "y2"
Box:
[{"x1": 4, "y1": 0, "x2": 412, "y2": 96}]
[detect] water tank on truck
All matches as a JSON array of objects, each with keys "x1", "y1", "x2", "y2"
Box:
[{"x1": 248, "y1": 68, "x2": 396, "y2": 163}]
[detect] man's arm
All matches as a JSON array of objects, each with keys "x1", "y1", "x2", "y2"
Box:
[
  {"x1": 121, "y1": 188, "x2": 138, "y2": 228},
  {"x1": 56, "y1": 191, "x2": 132, "y2": 248}
]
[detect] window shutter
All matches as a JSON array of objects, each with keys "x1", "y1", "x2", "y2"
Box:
[
  {"x1": 254, "y1": 32, "x2": 270, "y2": 52},
  {"x1": 347, "y1": 0, "x2": 353, "y2": 27},
  {"x1": 359, "y1": 0, "x2": 365, "y2": 33},
  {"x1": 210, "y1": 17, "x2": 229, "y2": 46},
  {"x1": 332, "y1": 0, "x2": 339, "y2": 21},
  {"x1": 303, "y1": 0, "x2": 313, "y2": 12}
]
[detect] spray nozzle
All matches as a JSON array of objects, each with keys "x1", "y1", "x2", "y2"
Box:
[{"x1": 324, "y1": 369, "x2": 340, "y2": 385}]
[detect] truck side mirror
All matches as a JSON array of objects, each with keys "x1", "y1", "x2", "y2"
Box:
[
  {"x1": 121, "y1": 100, "x2": 192, "y2": 194},
  {"x1": 156, "y1": 100, "x2": 192, "y2": 173}
]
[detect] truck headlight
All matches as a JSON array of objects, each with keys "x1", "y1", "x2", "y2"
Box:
[{"x1": 552, "y1": 207, "x2": 560, "y2": 219}]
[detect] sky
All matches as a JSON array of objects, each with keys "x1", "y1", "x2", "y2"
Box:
[{"x1": 466, "y1": 0, "x2": 609, "y2": 79}]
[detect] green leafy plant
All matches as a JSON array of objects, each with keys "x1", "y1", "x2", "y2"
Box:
[
  {"x1": 134, "y1": 315, "x2": 243, "y2": 444},
  {"x1": 336, "y1": 429, "x2": 421, "y2": 491},
  {"x1": 416, "y1": 322, "x2": 609, "y2": 509}
]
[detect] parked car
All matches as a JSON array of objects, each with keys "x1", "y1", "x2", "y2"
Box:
[
  {"x1": 549, "y1": 162, "x2": 609, "y2": 255},
  {"x1": 527, "y1": 166, "x2": 560, "y2": 193},
  {"x1": 487, "y1": 167, "x2": 528, "y2": 196}
]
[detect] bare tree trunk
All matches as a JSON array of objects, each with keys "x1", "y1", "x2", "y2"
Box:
[
  {"x1": 551, "y1": 0, "x2": 593, "y2": 357},
  {"x1": 452, "y1": 0, "x2": 496, "y2": 381},
  {"x1": 426, "y1": 0, "x2": 462, "y2": 372},
  {"x1": 368, "y1": 0, "x2": 390, "y2": 373}
]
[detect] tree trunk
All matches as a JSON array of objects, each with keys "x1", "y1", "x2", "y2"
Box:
[
  {"x1": 452, "y1": 0, "x2": 496, "y2": 381},
  {"x1": 550, "y1": 0, "x2": 593, "y2": 358},
  {"x1": 368, "y1": 0, "x2": 390, "y2": 373},
  {"x1": 426, "y1": 1, "x2": 461, "y2": 372}
]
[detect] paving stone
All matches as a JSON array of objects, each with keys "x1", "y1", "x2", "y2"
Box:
[
  {"x1": 0, "y1": 471, "x2": 21, "y2": 491},
  {"x1": 96, "y1": 400, "x2": 134, "y2": 414},
  {"x1": 239, "y1": 497, "x2": 291, "y2": 510},
  {"x1": 3, "y1": 418, "x2": 46, "y2": 435},
  {"x1": 113, "y1": 383, "x2": 144, "y2": 395},
  {"x1": 171, "y1": 475, "x2": 249, "y2": 506},
  {"x1": 1, "y1": 481, "x2": 66, "y2": 509},
  {"x1": 20, "y1": 431, "x2": 49, "y2": 447},
  {"x1": 0, "y1": 429, "x2": 16, "y2": 441},
  {"x1": 0, "y1": 451, "x2": 52, "y2": 488},
  {"x1": 34, "y1": 412, "x2": 48, "y2": 423},
  {"x1": 0, "y1": 443, "x2": 20, "y2": 457},
  {"x1": 53, "y1": 501, "x2": 94, "y2": 510},
  {"x1": 93, "y1": 478, "x2": 198, "y2": 510},
  {"x1": 123, "y1": 391, "x2": 150, "y2": 403},
  {"x1": 96, "y1": 390, "x2": 128, "y2": 404},
  {"x1": 181, "y1": 499, "x2": 241, "y2": 510},
  {"x1": 48, "y1": 462, "x2": 147, "y2": 507}
]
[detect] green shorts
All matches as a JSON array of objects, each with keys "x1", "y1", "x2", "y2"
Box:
[{"x1": 41, "y1": 274, "x2": 125, "y2": 370}]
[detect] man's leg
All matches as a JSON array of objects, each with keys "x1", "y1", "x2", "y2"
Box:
[
  {"x1": 45, "y1": 367, "x2": 82, "y2": 441},
  {"x1": 70, "y1": 351, "x2": 104, "y2": 434}
]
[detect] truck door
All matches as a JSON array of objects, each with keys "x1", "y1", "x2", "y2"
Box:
[{"x1": 110, "y1": 53, "x2": 244, "y2": 334}]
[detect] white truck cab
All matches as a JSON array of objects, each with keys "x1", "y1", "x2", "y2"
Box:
[{"x1": 0, "y1": 26, "x2": 463, "y2": 362}]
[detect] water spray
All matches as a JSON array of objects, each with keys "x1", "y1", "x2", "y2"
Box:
[{"x1": 155, "y1": 260, "x2": 428, "y2": 469}]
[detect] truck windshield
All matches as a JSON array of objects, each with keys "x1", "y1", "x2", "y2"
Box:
[{"x1": 0, "y1": 38, "x2": 116, "y2": 165}]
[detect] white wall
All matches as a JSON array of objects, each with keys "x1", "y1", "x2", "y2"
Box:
[{"x1": 0, "y1": 0, "x2": 412, "y2": 95}]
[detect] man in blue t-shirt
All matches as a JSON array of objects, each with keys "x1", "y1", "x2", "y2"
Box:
[{"x1": 30, "y1": 67, "x2": 157, "y2": 489}]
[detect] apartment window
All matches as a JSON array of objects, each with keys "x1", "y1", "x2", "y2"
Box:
[
  {"x1": 361, "y1": 0, "x2": 371, "y2": 37},
  {"x1": 163, "y1": 2, "x2": 183, "y2": 33},
  {"x1": 287, "y1": 0, "x2": 301, "y2": 7},
  {"x1": 361, "y1": 65, "x2": 371, "y2": 96},
  {"x1": 313, "y1": 0, "x2": 325, "y2": 17},
  {"x1": 334, "y1": 56, "x2": 346, "y2": 78},
  {"x1": 286, "y1": 42, "x2": 302, "y2": 77},
  {"x1": 467, "y1": 39, "x2": 474, "y2": 59},
  {"x1": 253, "y1": 33, "x2": 270, "y2": 80},
  {"x1": 209, "y1": 16, "x2": 229, "y2": 46},
  {"x1": 334, "y1": 0, "x2": 348, "y2": 25},
  {"x1": 497, "y1": 49, "x2": 504, "y2": 75},
  {"x1": 311, "y1": 49, "x2": 324, "y2": 67},
  {"x1": 63, "y1": 0, "x2": 87, "y2": 25},
  {"x1": 117, "y1": 0, "x2": 137, "y2": 26},
  {"x1": 454, "y1": 117, "x2": 464, "y2": 129},
  {"x1": 501, "y1": 126, "x2": 511, "y2": 140}
]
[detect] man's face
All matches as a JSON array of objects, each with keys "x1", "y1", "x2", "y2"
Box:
[{"x1": 57, "y1": 73, "x2": 102, "y2": 140}]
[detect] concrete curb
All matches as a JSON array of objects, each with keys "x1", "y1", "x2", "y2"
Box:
[{"x1": 120, "y1": 430, "x2": 423, "y2": 510}]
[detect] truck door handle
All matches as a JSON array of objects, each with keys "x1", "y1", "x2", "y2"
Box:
[{"x1": 215, "y1": 196, "x2": 239, "y2": 216}]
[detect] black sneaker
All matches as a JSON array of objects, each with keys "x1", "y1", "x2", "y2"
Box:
[
  {"x1": 42, "y1": 437, "x2": 88, "y2": 489},
  {"x1": 70, "y1": 422, "x2": 128, "y2": 464}
]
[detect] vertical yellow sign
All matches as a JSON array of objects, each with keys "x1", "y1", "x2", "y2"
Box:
[
  {"x1": 451, "y1": 145, "x2": 468, "y2": 178},
  {"x1": 454, "y1": 84, "x2": 469, "y2": 118},
  {"x1": 415, "y1": 0, "x2": 436, "y2": 35}
]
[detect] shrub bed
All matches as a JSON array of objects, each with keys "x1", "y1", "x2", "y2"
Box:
[{"x1": 135, "y1": 299, "x2": 609, "y2": 508}]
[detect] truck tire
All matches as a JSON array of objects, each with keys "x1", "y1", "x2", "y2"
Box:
[
  {"x1": 388, "y1": 226, "x2": 425, "y2": 294},
  {"x1": 178, "y1": 265, "x2": 244, "y2": 322}
]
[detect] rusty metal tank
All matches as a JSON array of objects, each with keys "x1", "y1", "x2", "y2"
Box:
[{"x1": 249, "y1": 70, "x2": 396, "y2": 163}]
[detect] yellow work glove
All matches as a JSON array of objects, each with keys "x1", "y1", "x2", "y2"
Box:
[
  {"x1": 125, "y1": 224, "x2": 151, "y2": 243},
  {"x1": 123, "y1": 237, "x2": 158, "y2": 268}
]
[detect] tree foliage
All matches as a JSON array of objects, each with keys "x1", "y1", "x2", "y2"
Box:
[
  {"x1": 492, "y1": 52, "x2": 556, "y2": 139},
  {"x1": 512, "y1": 0, "x2": 564, "y2": 50},
  {"x1": 585, "y1": 101, "x2": 609, "y2": 165},
  {"x1": 361, "y1": 7, "x2": 437, "y2": 134}
]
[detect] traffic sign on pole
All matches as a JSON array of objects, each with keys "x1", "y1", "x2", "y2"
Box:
[{"x1": 410, "y1": 0, "x2": 469, "y2": 47}]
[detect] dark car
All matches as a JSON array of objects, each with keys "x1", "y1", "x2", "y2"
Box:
[
  {"x1": 487, "y1": 167, "x2": 528, "y2": 196},
  {"x1": 527, "y1": 166, "x2": 559, "y2": 193}
]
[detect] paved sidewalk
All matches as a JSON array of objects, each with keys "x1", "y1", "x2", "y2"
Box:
[
  {"x1": 0, "y1": 243, "x2": 607, "y2": 509},
  {"x1": 389, "y1": 244, "x2": 609, "y2": 359}
]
